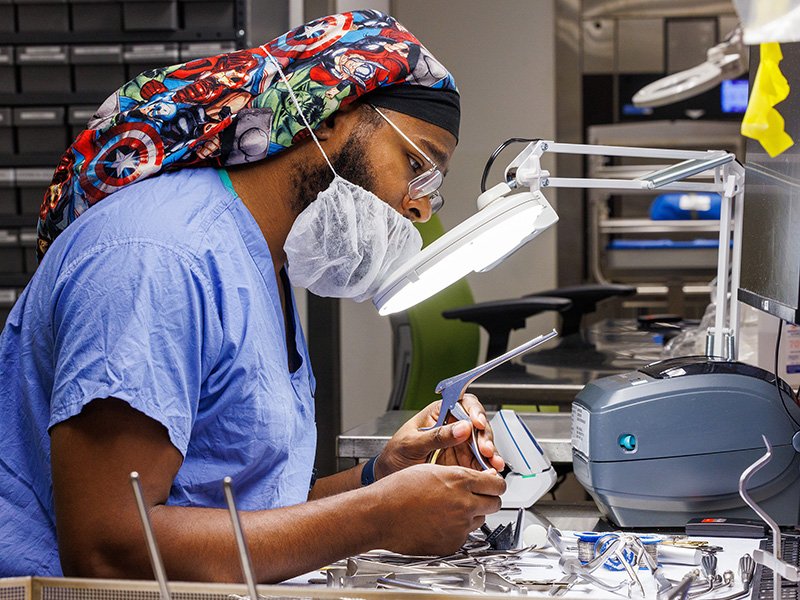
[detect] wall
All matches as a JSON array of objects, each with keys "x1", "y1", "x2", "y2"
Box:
[{"x1": 339, "y1": 0, "x2": 558, "y2": 430}]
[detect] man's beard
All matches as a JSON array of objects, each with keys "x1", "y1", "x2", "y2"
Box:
[{"x1": 291, "y1": 132, "x2": 378, "y2": 215}]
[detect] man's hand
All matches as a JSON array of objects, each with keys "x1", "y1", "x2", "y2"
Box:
[
  {"x1": 375, "y1": 394, "x2": 505, "y2": 479},
  {"x1": 371, "y1": 463, "x2": 506, "y2": 556}
]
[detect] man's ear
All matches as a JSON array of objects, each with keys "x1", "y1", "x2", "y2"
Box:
[{"x1": 314, "y1": 102, "x2": 362, "y2": 141}]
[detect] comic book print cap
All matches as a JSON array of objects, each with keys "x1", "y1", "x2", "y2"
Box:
[{"x1": 37, "y1": 9, "x2": 459, "y2": 260}]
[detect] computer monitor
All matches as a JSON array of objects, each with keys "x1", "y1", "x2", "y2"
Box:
[
  {"x1": 721, "y1": 79, "x2": 749, "y2": 114},
  {"x1": 738, "y1": 43, "x2": 800, "y2": 325}
]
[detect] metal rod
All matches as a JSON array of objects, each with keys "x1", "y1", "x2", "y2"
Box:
[
  {"x1": 738, "y1": 436, "x2": 782, "y2": 600},
  {"x1": 129, "y1": 472, "x2": 171, "y2": 600},
  {"x1": 223, "y1": 477, "x2": 260, "y2": 600},
  {"x1": 643, "y1": 153, "x2": 733, "y2": 189},
  {"x1": 543, "y1": 177, "x2": 724, "y2": 193},
  {"x1": 712, "y1": 179, "x2": 734, "y2": 359},
  {"x1": 729, "y1": 181, "x2": 746, "y2": 359},
  {"x1": 544, "y1": 141, "x2": 721, "y2": 160}
]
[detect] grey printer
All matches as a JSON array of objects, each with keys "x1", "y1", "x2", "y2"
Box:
[{"x1": 572, "y1": 356, "x2": 800, "y2": 527}]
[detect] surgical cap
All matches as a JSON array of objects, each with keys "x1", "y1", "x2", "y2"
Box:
[
  {"x1": 365, "y1": 85, "x2": 460, "y2": 141},
  {"x1": 37, "y1": 9, "x2": 459, "y2": 259}
]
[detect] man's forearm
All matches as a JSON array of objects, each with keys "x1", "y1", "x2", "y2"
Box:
[
  {"x1": 307, "y1": 461, "x2": 368, "y2": 500},
  {"x1": 85, "y1": 485, "x2": 385, "y2": 583}
]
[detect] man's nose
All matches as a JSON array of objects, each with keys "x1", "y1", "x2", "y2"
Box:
[{"x1": 405, "y1": 194, "x2": 432, "y2": 223}]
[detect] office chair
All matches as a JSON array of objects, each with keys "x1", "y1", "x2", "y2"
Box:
[
  {"x1": 387, "y1": 215, "x2": 481, "y2": 412},
  {"x1": 443, "y1": 284, "x2": 636, "y2": 364}
]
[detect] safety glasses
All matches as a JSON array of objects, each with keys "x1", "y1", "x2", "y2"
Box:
[{"x1": 371, "y1": 105, "x2": 445, "y2": 214}]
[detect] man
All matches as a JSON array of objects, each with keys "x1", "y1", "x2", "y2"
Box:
[{"x1": 0, "y1": 11, "x2": 506, "y2": 582}]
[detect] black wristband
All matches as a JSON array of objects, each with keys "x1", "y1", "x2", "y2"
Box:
[{"x1": 361, "y1": 454, "x2": 379, "y2": 486}]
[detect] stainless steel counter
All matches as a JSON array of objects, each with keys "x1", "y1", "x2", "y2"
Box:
[{"x1": 337, "y1": 410, "x2": 573, "y2": 466}]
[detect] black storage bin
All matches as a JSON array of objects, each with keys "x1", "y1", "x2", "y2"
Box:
[
  {"x1": 0, "y1": 288, "x2": 18, "y2": 328},
  {"x1": 15, "y1": 0, "x2": 69, "y2": 33},
  {"x1": 13, "y1": 107, "x2": 66, "y2": 155},
  {"x1": 124, "y1": 43, "x2": 179, "y2": 79},
  {"x1": 0, "y1": 169, "x2": 16, "y2": 215},
  {"x1": 20, "y1": 229, "x2": 38, "y2": 274},
  {"x1": 17, "y1": 46, "x2": 71, "y2": 94},
  {"x1": 123, "y1": 0, "x2": 178, "y2": 31},
  {"x1": 68, "y1": 105, "x2": 96, "y2": 142},
  {"x1": 0, "y1": 108, "x2": 12, "y2": 154},
  {"x1": 16, "y1": 168, "x2": 53, "y2": 216},
  {"x1": 181, "y1": 0, "x2": 235, "y2": 30},
  {"x1": 179, "y1": 41, "x2": 236, "y2": 62},
  {"x1": 0, "y1": 47, "x2": 15, "y2": 94},
  {"x1": 70, "y1": 0, "x2": 123, "y2": 32},
  {"x1": 0, "y1": 230, "x2": 23, "y2": 273},
  {"x1": 71, "y1": 44, "x2": 126, "y2": 94},
  {"x1": 0, "y1": 1, "x2": 14, "y2": 34}
]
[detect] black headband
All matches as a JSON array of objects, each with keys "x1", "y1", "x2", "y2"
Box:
[{"x1": 364, "y1": 85, "x2": 460, "y2": 142}]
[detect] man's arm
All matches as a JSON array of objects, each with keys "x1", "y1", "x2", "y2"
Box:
[{"x1": 51, "y1": 397, "x2": 504, "y2": 583}]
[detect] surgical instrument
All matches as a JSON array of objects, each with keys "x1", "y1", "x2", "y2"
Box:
[
  {"x1": 341, "y1": 560, "x2": 525, "y2": 594},
  {"x1": 713, "y1": 554, "x2": 755, "y2": 600},
  {"x1": 668, "y1": 572, "x2": 698, "y2": 600},
  {"x1": 739, "y1": 436, "x2": 800, "y2": 600},
  {"x1": 423, "y1": 330, "x2": 558, "y2": 470},
  {"x1": 557, "y1": 555, "x2": 628, "y2": 594},
  {"x1": 513, "y1": 507, "x2": 525, "y2": 550}
]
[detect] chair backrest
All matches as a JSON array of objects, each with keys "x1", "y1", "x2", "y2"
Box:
[{"x1": 387, "y1": 215, "x2": 481, "y2": 412}]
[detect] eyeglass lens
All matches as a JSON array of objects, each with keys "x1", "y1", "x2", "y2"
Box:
[
  {"x1": 409, "y1": 168, "x2": 443, "y2": 200},
  {"x1": 428, "y1": 191, "x2": 444, "y2": 214},
  {"x1": 409, "y1": 169, "x2": 444, "y2": 214}
]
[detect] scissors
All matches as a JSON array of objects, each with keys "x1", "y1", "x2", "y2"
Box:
[{"x1": 422, "y1": 329, "x2": 558, "y2": 470}]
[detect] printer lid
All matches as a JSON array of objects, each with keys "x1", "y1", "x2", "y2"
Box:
[{"x1": 640, "y1": 356, "x2": 783, "y2": 385}]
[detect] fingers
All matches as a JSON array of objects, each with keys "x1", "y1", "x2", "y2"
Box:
[
  {"x1": 418, "y1": 419, "x2": 473, "y2": 456},
  {"x1": 408, "y1": 399, "x2": 443, "y2": 429},
  {"x1": 467, "y1": 468, "x2": 507, "y2": 498},
  {"x1": 460, "y1": 394, "x2": 488, "y2": 430}
]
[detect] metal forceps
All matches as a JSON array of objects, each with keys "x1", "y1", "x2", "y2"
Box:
[{"x1": 422, "y1": 330, "x2": 558, "y2": 469}]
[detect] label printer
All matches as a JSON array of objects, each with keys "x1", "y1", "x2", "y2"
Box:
[{"x1": 572, "y1": 357, "x2": 800, "y2": 527}]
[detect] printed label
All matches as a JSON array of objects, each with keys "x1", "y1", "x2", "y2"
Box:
[
  {"x1": 571, "y1": 404, "x2": 590, "y2": 458},
  {"x1": 785, "y1": 325, "x2": 800, "y2": 373}
]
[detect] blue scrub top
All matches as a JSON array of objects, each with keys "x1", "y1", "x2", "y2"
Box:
[{"x1": 0, "y1": 168, "x2": 316, "y2": 576}]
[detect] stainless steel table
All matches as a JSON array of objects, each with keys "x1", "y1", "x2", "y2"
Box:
[{"x1": 337, "y1": 410, "x2": 573, "y2": 470}]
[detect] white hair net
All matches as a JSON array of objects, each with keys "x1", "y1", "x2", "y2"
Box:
[{"x1": 284, "y1": 176, "x2": 423, "y2": 303}]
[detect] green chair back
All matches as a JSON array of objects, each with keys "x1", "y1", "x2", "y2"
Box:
[{"x1": 388, "y1": 215, "x2": 481, "y2": 412}]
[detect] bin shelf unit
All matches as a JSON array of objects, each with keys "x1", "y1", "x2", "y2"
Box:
[
  {"x1": 0, "y1": 0, "x2": 247, "y2": 324},
  {"x1": 584, "y1": 120, "x2": 746, "y2": 316}
]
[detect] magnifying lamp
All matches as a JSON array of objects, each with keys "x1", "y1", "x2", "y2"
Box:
[
  {"x1": 632, "y1": 25, "x2": 748, "y2": 108},
  {"x1": 372, "y1": 187, "x2": 558, "y2": 316}
]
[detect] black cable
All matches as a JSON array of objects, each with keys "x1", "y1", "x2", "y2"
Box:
[
  {"x1": 547, "y1": 471, "x2": 568, "y2": 500},
  {"x1": 774, "y1": 319, "x2": 800, "y2": 428},
  {"x1": 480, "y1": 137, "x2": 541, "y2": 193}
]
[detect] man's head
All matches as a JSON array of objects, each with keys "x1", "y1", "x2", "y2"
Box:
[
  {"x1": 289, "y1": 99, "x2": 458, "y2": 223},
  {"x1": 39, "y1": 9, "x2": 460, "y2": 259}
]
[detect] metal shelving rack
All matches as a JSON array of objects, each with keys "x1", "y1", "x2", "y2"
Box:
[{"x1": 0, "y1": 0, "x2": 247, "y2": 321}]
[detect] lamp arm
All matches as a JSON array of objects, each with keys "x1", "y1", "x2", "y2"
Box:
[{"x1": 499, "y1": 140, "x2": 745, "y2": 360}]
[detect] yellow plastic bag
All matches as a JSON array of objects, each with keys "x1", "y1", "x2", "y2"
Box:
[{"x1": 741, "y1": 43, "x2": 794, "y2": 157}]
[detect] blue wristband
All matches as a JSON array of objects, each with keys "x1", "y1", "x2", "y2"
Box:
[
  {"x1": 309, "y1": 468, "x2": 318, "y2": 491},
  {"x1": 361, "y1": 454, "x2": 379, "y2": 486}
]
